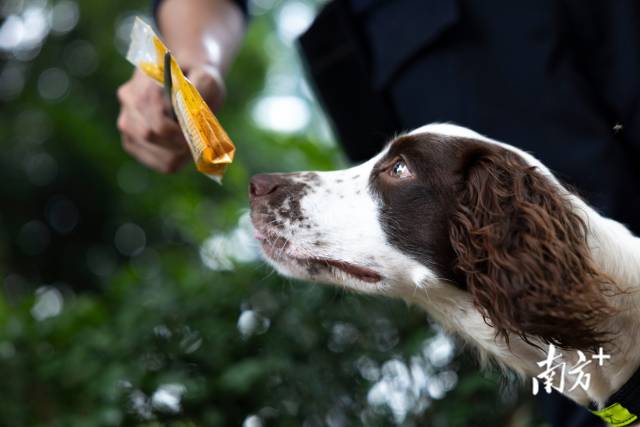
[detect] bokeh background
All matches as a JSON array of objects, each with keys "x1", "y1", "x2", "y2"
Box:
[{"x1": 0, "y1": 0, "x2": 546, "y2": 426}]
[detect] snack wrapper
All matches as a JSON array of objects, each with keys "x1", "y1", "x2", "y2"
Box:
[{"x1": 126, "y1": 17, "x2": 235, "y2": 183}]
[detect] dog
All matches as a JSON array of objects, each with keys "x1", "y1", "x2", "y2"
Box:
[{"x1": 249, "y1": 123, "x2": 640, "y2": 417}]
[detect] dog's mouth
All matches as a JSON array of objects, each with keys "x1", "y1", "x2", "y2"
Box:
[{"x1": 254, "y1": 228, "x2": 383, "y2": 284}]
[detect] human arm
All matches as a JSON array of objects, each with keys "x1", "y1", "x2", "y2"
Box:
[{"x1": 116, "y1": 0, "x2": 246, "y2": 173}]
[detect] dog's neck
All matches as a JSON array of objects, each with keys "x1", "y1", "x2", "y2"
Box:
[
  {"x1": 410, "y1": 198, "x2": 640, "y2": 408},
  {"x1": 577, "y1": 198, "x2": 640, "y2": 406}
]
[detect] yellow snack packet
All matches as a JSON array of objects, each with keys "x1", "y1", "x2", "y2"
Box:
[{"x1": 125, "y1": 17, "x2": 234, "y2": 183}]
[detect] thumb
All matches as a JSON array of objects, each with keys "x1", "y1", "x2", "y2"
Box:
[{"x1": 187, "y1": 65, "x2": 226, "y2": 112}]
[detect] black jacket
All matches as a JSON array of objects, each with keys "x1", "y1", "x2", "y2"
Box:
[{"x1": 299, "y1": 0, "x2": 640, "y2": 236}]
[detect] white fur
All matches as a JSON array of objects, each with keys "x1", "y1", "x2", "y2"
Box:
[{"x1": 260, "y1": 151, "x2": 435, "y2": 297}]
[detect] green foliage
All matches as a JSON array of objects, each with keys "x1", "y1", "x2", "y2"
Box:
[{"x1": 0, "y1": 1, "x2": 545, "y2": 426}]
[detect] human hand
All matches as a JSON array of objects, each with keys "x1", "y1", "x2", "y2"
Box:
[{"x1": 116, "y1": 65, "x2": 225, "y2": 173}]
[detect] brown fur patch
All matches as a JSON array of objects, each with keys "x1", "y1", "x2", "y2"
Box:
[{"x1": 449, "y1": 146, "x2": 617, "y2": 350}]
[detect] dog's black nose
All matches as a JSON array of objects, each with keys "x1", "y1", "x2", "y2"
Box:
[{"x1": 249, "y1": 174, "x2": 283, "y2": 198}]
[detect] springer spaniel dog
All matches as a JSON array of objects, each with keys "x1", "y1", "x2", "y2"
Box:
[{"x1": 249, "y1": 123, "x2": 640, "y2": 420}]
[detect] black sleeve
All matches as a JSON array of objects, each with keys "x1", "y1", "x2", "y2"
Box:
[{"x1": 152, "y1": 0, "x2": 249, "y2": 27}]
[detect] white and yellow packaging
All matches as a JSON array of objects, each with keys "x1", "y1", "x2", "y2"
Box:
[{"x1": 126, "y1": 17, "x2": 235, "y2": 183}]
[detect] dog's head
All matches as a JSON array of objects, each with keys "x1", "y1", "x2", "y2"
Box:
[{"x1": 249, "y1": 124, "x2": 615, "y2": 350}]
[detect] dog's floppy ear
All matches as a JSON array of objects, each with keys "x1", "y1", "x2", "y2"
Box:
[{"x1": 449, "y1": 145, "x2": 615, "y2": 350}]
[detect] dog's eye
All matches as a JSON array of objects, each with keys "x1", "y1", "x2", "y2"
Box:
[{"x1": 389, "y1": 159, "x2": 413, "y2": 179}]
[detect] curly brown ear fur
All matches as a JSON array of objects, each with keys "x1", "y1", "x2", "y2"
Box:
[{"x1": 449, "y1": 146, "x2": 616, "y2": 350}]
